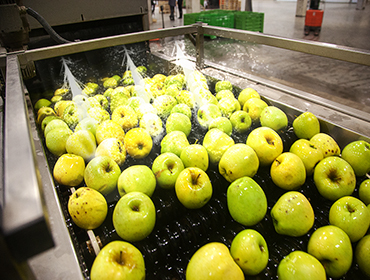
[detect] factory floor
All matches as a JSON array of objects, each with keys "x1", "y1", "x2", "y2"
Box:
[{"x1": 149, "y1": 0, "x2": 370, "y2": 114}]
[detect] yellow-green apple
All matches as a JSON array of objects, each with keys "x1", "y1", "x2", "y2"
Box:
[
  {"x1": 68, "y1": 187, "x2": 108, "y2": 230},
  {"x1": 217, "y1": 97, "x2": 241, "y2": 118},
  {"x1": 109, "y1": 90, "x2": 129, "y2": 113},
  {"x1": 197, "y1": 103, "x2": 222, "y2": 129},
  {"x1": 84, "y1": 156, "x2": 121, "y2": 195},
  {"x1": 166, "y1": 112, "x2": 191, "y2": 136},
  {"x1": 277, "y1": 251, "x2": 326, "y2": 280},
  {"x1": 160, "y1": 130, "x2": 189, "y2": 157},
  {"x1": 50, "y1": 95, "x2": 62, "y2": 104},
  {"x1": 230, "y1": 229, "x2": 269, "y2": 275},
  {"x1": 152, "y1": 94, "x2": 177, "y2": 118},
  {"x1": 127, "y1": 96, "x2": 145, "y2": 113},
  {"x1": 260, "y1": 106, "x2": 288, "y2": 131},
  {"x1": 53, "y1": 154, "x2": 85, "y2": 187},
  {"x1": 74, "y1": 117, "x2": 98, "y2": 138},
  {"x1": 329, "y1": 196, "x2": 370, "y2": 242},
  {"x1": 66, "y1": 130, "x2": 96, "y2": 162},
  {"x1": 89, "y1": 94, "x2": 109, "y2": 110},
  {"x1": 238, "y1": 87, "x2": 260, "y2": 108},
  {"x1": 307, "y1": 225, "x2": 352, "y2": 278},
  {"x1": 90, "y1": 240, "x2": 145, "y2": 280},
  {"x1": 359, "y1": 179, "x2": 370, "y2": 205},
  {"x1": 180, "y1": 144, "x2": 209, "y2": 172},
  {"x1": 139, "y1": 113, "x2": 164, "y2": 138},
  {"x1": 36, "y1": 106, "x2": 56, "y2": 125},
  {"x1": 87, "y1": 107, "x2": 110, "y2": 125},
  {"x1": 292, "y1": 111, "x2": 320, "y2": 139},
  {"x1": 111, "y1": 105, "x2": 138, "y2": 131},
  {"x1": 246, "y1": 126, "x2": 283, "y2": 166},
  {"x1": 41, "y1": 115, "x2": 60, "y2": 132},
  {"x1": 103, "y1": 76, "x2": 118, "y2": 88},
  {"x1": 215, "y1": 80, "x2": 233, "y2": 93},
  {"x1": 151, "y1": 152, "x2": 184, "y2": 189},
  {"x1": 313, "y1": 156, "x2": 356, "y2": 201},
  {"x1": 45, "y1": 127, "x2": 73, "y2": 156},
  {"x1": 289, "y1": 139, "x2": 323, "y2": 176},
  {"x1": 54, "y1": 100, "x2": 74, "y2": 117},
  {"x1": 229, "y1": 110, "x2": 252, "y2": 134},
  {"x1": 209, "y1": 116, "x2": 233, "y2": 136},
  {"x1": 186, "y1": 242, "x2": 244, "y2": 280},
  {"x1": 63, "y1": 103, "x2": 86, "y2": 129},
  {"x1": 271, "y1": 191, "x2": 314, "y2": 237},
  {"x1": 112, "y1": 191, "x2": 156, "y2": 242},
  {"x1": 174, "y1": 90, "x2": 195, "y2": 109},
  {"x1": 175, "y1": 167, "x2": 213, "y2": 209},
  {"x1": 219, "y1": 143, "x2": 259, "y2": 183},
  {"x1": 124, "y1": 128, "x2": 153, "y2": 159},
  {"x1": 136, "y1": 103, "x2": 157, "y2": 120},
  {"x1": 355, "y1": 235, "x2": 370, "y2": 277},
  {"x1": 44, "y1": 119, "x2": 69, "y2": 137},
  {"x1": 95, "y1": 138, "x2": 126, "y2": 167},
  {"x1": 227, "y1": 176, "x2": 267, "y2": 226},
  {"x1": 270, "y1": 152, "x2": 306, "y2": 190},
  {"x1": 34, "y1": 98, "x2": 52, "y2": 112},
  {"x1": 341, "y1": 140, "x2": 370, "y2": 177},
  {"x1": 170, "y1": 103, "x2": 192, "y2": 119},
  {"x1": 216, "y1": 89, "x2": 234, "y2": 101},
  {"x1": 310, "y1": 133, "x2": 340, "y2": 157},
  {"x1": 202, "y1": 128, "x2": 235, "y2": 165},
  {"x1": 117, "y1": 165, "x2": 156, "y2": 197},
  {"x1": 95, "y1": 120, "x2": 125, "y2": 145},
  {"x1": 242, "y1": 97, "x2": 268, "y2": 122}
]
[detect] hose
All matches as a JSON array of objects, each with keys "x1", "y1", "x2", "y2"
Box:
[{"x1": 25, "y1": 7, "x2": 72, "y2": 44}]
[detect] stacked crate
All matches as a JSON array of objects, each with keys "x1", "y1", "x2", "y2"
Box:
[
  {"x1": 219, "y1": 0, "x2": 241, "y2": 11},
  {"x1": 158, "y1": 0, "x2": 170, "y2": 13}
]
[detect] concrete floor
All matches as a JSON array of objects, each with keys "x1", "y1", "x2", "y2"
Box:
[{"x1": 149, "y1": 0, "x2": 370, "y2": 113}]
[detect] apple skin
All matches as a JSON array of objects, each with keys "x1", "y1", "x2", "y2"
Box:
[
  {"x1": 341, "y1": 140, "x2": 370, "y2": 177},
  {"x1": 170, "y1": 103, "x2": 192, "y2": 119},
  {"x1": 209, "y1": 116, "x2": 233, "y2": 136},
  {"x1": 270, "y1": 152, "x2": 306, "y2": 190},
  {"x1": 160, "y1": 130, "x2": 190, "y2": 157},
  {"x1": 307, "y1": 225, "x2": 353, "y2": 278},
  {"x1": 197, "y1": 103, "x2": 222, "y2": 129},
  {"x1": 95, "y1": 120, "x2": 125, "y2": 145},
  {"x1": 111, "y1": 105, "x2": 138, "y2": 132},
  {"x1": 95, "y1": 138, "x2": 126, "y2": 167},
  {"x1": 310, "y1": 133, "x2": 340, "y2": 157},
  {"x1": 230, "y1": 229, "x2": 269, "y2": 275},
  {"x1": 329, "y1": 196, "x2": 370, "y2": 242},
  {"x1": 53, "y1": 154, "x2": 85, "y2": 187},
  {"x1": 124, "y1": 127, "x2": 153, "y2": 159},
  {"x1": 260, "y1": 106, "x2": 288, "y2": 131},
  {"x1": 139, "y1": 112, "x2": 164, "y2": 138},
  {"x1": 175, "y1": 167, "x2": 213, "y2": 209},
  {"x1": 229, "y1": 110, "x2": 252, "y2": 134},
  {"x1": 271, "y1": 191, "x2": 314, "y2": 237},
  {"x1": 238, "y1": 87, "x2": 260, "y2": 108},
  {"x1": 152, "y1": 94, "x2": 178, "y2": 119},
  {"x1": 215, "y1": 80, "x2": 233, "y2": 93},
  {"x1": 186, "y1": 242, "x2": 244, "y2": 280},
  {"x1": 166, "y1": 112, "x2": 191, "y2": 136},
  {"x1": 313, "y1": 156, "x2": 356, "y2": 201},
  {"x1": 84, "y1": 156, "x2": 121, "y2": 196},
  {"x1": 227, "y1": 176, "x2": 267, "y2": 226},
  {"x1": 68, "y1": 187, "x2": 108, "y2": 230},
  {"x1": 44, "y1": 119, "x2": 69, "y2": 138},
  {"x1": 66, "y1": 130, "x2": 97, "y2": 162},
  {"x1": 117, "y1": 165, "x2": 157, "y2": 197},
  {"x1": 152, "y1": 152, "x2": 184, "y2": 189},
  {"x1": 242, "y1": 97, "x2": 268, "y2": 122},
  {"x1": 292, "y1": 111, "x2": 320, "y2": 139},
  {"x1": 277, "y1": 250, "x2": 326, "y2": 280},
  {"x1": 113, "y1": 191, "x2": 156, "y2": 242},
  {"x1": 180, "y1": 144, "x2": 209, "y2": 172},
  {"x1": 90, "y1": 240, "x2": 145, "y2": 280},
  {"x1": 359, "y1": 179, "x2": 370, "y2": 205},
  {"x1": 246, "y1": 126, "x2": 283, "y2": 166},
  {"x1": 202, "y1": 128, "x2": 235, "y2": 165},
  {"x1": 45, "y1": 127, "x2": 73, "y2": 157},
  {"x1": 217, "y1": 97, "x2": 241, "y2": 118},
  {"x1": 219, "y1": 143, "x2": 259, "y2": 183},
  {"x1": 355, "y1": 234, "x2": 370, "y2": 277}
]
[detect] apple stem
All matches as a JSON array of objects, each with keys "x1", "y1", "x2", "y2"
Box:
[{"x1": 119, "y1": 250, "x2": 124, "y2": 265}]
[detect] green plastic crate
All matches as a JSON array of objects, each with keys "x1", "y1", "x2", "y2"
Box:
[{"x1": 234, "y1": 11, "x2": 264, "y2": 32}]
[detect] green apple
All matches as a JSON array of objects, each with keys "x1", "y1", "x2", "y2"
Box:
[
  {"x1": 310, "y1": 133, "x2": 340, "y2": 157},
  {"x1": 95, "y1": 120, "x2": 125, "y2": 145},
  {"x1": 355, "y1": 234, "x2": 370, "y2": 277},
  {"x1": 87, "y1": 107, "x2": 110, "y2": 125},
  {"x1": 180, "y1": 144, "x2": 209, "y2": 172},
  {"x1": 84, "y1": 155, "x2": 121, "y2": 195},
  {"x1": 186, "y1": 242, "x2": 244, "y2": 280},
  {"x1": 95, "y1": 138, "x2": 126, "y2": 167},
  {"x1": 209, "y1": 116, "x2": 233, "y2": 136},
  {"x1": 329, "y1": 196, "x2": 370, "y2": 242},
  {"x1": 293, "y1": 111, "x2": 320, "y2": 139},
  {"x1": 289, "y1": 139, "x2": 324, "y2": 176},
  {"x1": 117, "y1": 165, "x2": 156, "y2": 197},
  {"x1": 152, "y1": 94, "x2": 178, "y2": 118},
  {"x1": 215, "y1": 80, "x2": 233, "y2": 93},
  {"x1": 175, "y1": 167, "x2": 213, "y2": 209},
  {"x1": 109, "y1": 90, "x2": 129, "y2": 113},
  {"x1": 341, "y1": 140, "x2": 370, "y2": 177},
  {"x1": 53, "y1": 154, "x2": 85, "y2": 187},
  {"x1": 160, "y1": 130, "x2": 189, "y2": 157},
  {"x1": 127, "y1": 96, "x2": 145, "y2": 113},
  {"x1": 313, "y1": 156, "x2": 356, "y2": 201},
  {"x1": 242, "y1": 97, "x2": 268, "y2": 122},
  {"x1": 41, "y1": 115, "x2": 60, "y2": 132},
  {"x1": 270, "y1": 152, "x2": 306, "y2": 190},
  {"x1": 66, "y1": 130, "x2": 96, "y2": 162},
  {"x1": 90, "y1": 240, "x2": 145, "y2": 280},
  {"x1": 271, "y1": 191, "x2": 314, "y2": 237},
  {"x1": 359, "y1": 179, "x2": 370, "y2": 205},
  {"x1": 54, "y1": 100, "x2": 74, "y2": 117},
  {"x1": 112, "y1": 191, "x2": 156, "y2": 242},
  {"x1": 68, "y1": 187, "x2": 108, "y2": 230},
  {"x1": 45, "y1": 127, "x2": 73, "y2": 157},
  {"x1": 139, "y1": 113, "x2": 164, "y2": 138},
  {"x1": 89, "y1": 94, "x2": 109, "y2": 110},
  {"x1": 124, "y1": 128, "x2": 153, "y2": 159},
  {"x1": 219, "y1": 143, "x2": 259, "y2": 183},
  {"x1": 151, "y1": 152, "x2": 184, "y2": 189},
  {"x1": 215, "y1": 89, "x2": 234, "y2": 101},
  {"x1": 238, "y1": 87, "x2": 260, "y2": 108},
  {"x1": 217, "y1": 97, "x2": 241, "y2": 118},
  {"x1": 103, "y1": 76, "x2": 118, "y2": 88},
  {"x1": 307, "y1": 225, "x2": 353, "y2": 278},
  {"x1": 227, "y1": 176, "x2": 267, "y2": 226},
  {"x1": 170, "y1": 103, "x2": 192, "y2": 119},
  {"x1": 202, "y1": 128, "x2": 235, "y2": 165},
  {"x1": 174, "y1": 90, "x2": 195, "y2": 109},
  {"x1": 260, "y1": 106, "x2": 288, "y2": 131},
  {"x1": 34, "y1": 98, "x2": 52, "y2": 112},
  {"x1": 44, "y1": 119, "x2": 69, "y2": 138},
  {"x1": 63, "y1": 103, "x2": 86, "y2": 129},
  {"x1": 111, "y1": 105, "x2": 138, "y2": 131},
  {"x1": 229, "y1": 110, "x2": 252, "y2": 134},
  {"x1": 246, "y1": 126, "x2": 283, "y2": 166},
  {"x1": 166, "y1": 112, "x2": 191, "y2": 136},
  {"x1": 230, "y1": 229, "x2": 269, "y2": 275},
  {"x1": 136, "y1": 103, "x2": 157, "y2": 120},
  {"x1": 74, "y1": 117, "x2": 98, "y2": 138},
  {"x1": 36, "y1": 106, "x2": 56, "y2": 125},
  {"x1": 277, "y1": 251, "x2": 326, "y2": 280},
  {"x1": 197, "y1": 103, "x2": 222, "y2": 129}
]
